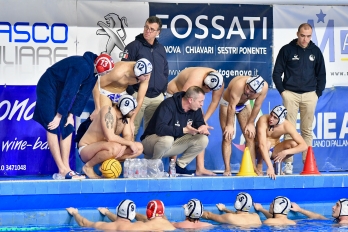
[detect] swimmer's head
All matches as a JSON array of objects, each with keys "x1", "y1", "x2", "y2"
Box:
[
  {"x1": 270, "y1": 105, "x2": 287, "y2": 125},
  {"x1": 184, "y1": 199, "x2": 204, "y2": 220},
  {"x1": 116, "y1": 199, "x2": 136, "y2": 221},
  {"x1": 146, "y1": 200, "x2": 165, "y2": 220},
  {"x1": 333, "y1": 198, "x2": 348, "y2": 219},
  {"x1": 134, "y1": 58, "x2": 153, "y2": 82},
  {"x1": 270, "y1": 196, "x2": 291, "y2": 216},
  {"x1": 234, "y1": 192, "x2": 253, "y2": 212},
  {"x1": 94, "y1": 53, "x2": 114, "y2": 76},
  {"x1": 245, "y1": 75, "x2": 265, "y2": 95},
  {"x1": 204, "y1": 71, "x2": 224, "y2": 91}
]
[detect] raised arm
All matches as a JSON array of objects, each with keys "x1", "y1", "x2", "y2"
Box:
[
  {"x1": 202, "y1": 211, "x2": 231, "y2": 224},
  {"x1": 290, "y1": 202, "x2": 327, "y2": 219},
  {"x1": 253, "y1": 203, "x2": 272, "y2": 219},
  {"x1": 97, "y1": 207, "x2": 117, "y2": 222},
  {"x1": 216, "y1": 203, "x2": 235, "y2": 214}
]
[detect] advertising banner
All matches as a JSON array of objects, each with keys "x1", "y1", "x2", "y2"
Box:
[
  {"x1": 150, "y1": 3, "x2": 273, "y2": 85},
  {"x1": 0, "y1": 86, "x2": 75, "y2": 176},
  {"x1": 273, "y1": 5, "x2": 348, "y2": 88},
  {"x1": 190, "y1": 87, "x2": 348, "y2": 173},
  {"x1": 0, "y1": 0, "x2": 78, "y2": 86}
]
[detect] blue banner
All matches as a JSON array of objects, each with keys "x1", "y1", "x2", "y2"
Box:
[
  {"x1": 0, "y1": 86, "x2": 75, "y2": 176},
  {"x1": 150, "y1": 3, "x2": 273, "y2": 85}
]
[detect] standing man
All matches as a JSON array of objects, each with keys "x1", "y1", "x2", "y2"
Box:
[
  {"x1": 141, "y1": 86, "x2": 212, "y2": 175},
  {"x1": 121, "y1": 16, "x2": 168, "y2": 138},
  {"x1": 272, "y1": 23, "x2": 326, "y2": 174},
  {"x1": 33, "y1": 52, "x2": 113, "y2": 180},
  {"x1": 219, "y1": 75, "x2": 268, "y2": 176},
  {"x1": 256, "y1": 105, "x2": 308, "y2": 179},
  {"x1": 167, "y1": 67, "x2": 224, "y2": 175}
]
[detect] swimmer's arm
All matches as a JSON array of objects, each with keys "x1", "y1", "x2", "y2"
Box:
[
  {"x1": 256, "y1": 116, "x2": 273, "y2": 170},
  {"x1": 122, "y1": 122, "x2": 134, "y2": 141},
  {"x1": 204, "y1": 84, "x2": 224, "y2": 122},
  {"x1": 248, "y1": 84, "x2": 268, "y2": 124},
  {"x1": 202, "y1": 211, "x2": 230, "y2": 224},
  {"x1": 135, "y1": 213, "x2": 148, "y2": 222},
  {"x1": 98, "y1": 207, "x2": 118, "y2": 222},
  {"x1": 253, "y1": 203, "x2": 272, "y2": 218},
  {"x1": 131, "y1": 79, "x2": 149, "y2": 123},
  {"x1": 66, "y1": 208, "x2": 95, "y2": 227},
  {"x1": 285, "y1": 122, "x2": 308, "y2": 155},
  {"x1": 290, "y1": 202, "x2": 326, "y2": 219}
]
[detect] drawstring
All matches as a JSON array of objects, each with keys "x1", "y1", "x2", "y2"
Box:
[{"x1": 121, "y1": 115, "x2": 128, "y2": 124}]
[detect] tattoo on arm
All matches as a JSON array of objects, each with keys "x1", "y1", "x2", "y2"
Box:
[{"x1": 104, "y1": 106, "x2": 114, "y2": 129}]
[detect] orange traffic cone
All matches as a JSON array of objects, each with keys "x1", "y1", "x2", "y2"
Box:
[
  {"x1": 300, "y1": 146, "x2": 320, "y2": 175},
  {"x1": 237, "y1": 147, "x2": 257, "y2": 176}
]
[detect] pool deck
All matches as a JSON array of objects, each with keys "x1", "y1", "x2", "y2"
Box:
[{"x1": 0, "y1": 172, "x2": 347, "y2": 226}]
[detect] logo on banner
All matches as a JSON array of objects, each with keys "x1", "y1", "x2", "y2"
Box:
[{"x1": 96, "y1": 13, "x2": 128, "y2": 56}]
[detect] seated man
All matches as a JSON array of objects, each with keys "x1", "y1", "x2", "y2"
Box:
[
  {"x1": 290, "y1": 199, "x2": 348, "y2": 224},
  {"x1": 98, "y1": 200, "x2": 176, "y2": 231},
  {"x1": 78, "y1": 95, "x2": 143, "y2": 178},
  {"x1": 173, "y1": 199, "x2": 213, "y2": 229},
  {"x1": 167, "y1": 67, "x2": 224, "y2": 175},
  {"x1": 256, "y1": 105, "x2": 308, "y2": 179},
  {"x1": 254, "y1": 196, "x2": 296, "y2": 226},
  {"x1": 201, "y1": 192, "x2": 262, "y2": 227},
  {"x1": 220, "y1": 75, "x2": 268, "y2": 176},
  {"x1": 140, "y1": 86, "x2": 212, "y2": 174},
  {"x1": 66, "y1": 199, "x2": 149, "y2": 231}
]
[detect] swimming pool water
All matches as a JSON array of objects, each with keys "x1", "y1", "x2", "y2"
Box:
[{"x1": 1, "y1": 220, "x2": 347, "y2": 232}]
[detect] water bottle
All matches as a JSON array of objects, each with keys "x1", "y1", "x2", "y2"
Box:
[
  {"x1": 140, "y1": 159, "x2": 147, "y2": 178},
  {"x1": 169, "y1": 159, "x2": 176, "y2": 178},
  {"x1": 128, "y1": 159, "x2": 135, "y2": 178},
  {"x1": 123, "y1": 159, "x2": 130, "y2": 178},
  {"x1": 133, "y1": 159, "x2": 141, "y2": 178},
  {"x1": 52, "y1": 173, "x2": 64, "y2": 180}
]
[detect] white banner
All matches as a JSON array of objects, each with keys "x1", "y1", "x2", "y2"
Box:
[
  {"x1": 0, "y1": 0, "x2": 78, "y2": 85},
  {"x1": 273, "y1": 5, "x2": 348, "y2": 88},
  {"x1": 76, "y1": 1, "x2": 149, "y2": 61}
]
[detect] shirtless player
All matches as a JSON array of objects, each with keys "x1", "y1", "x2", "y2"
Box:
[
  {"x1": 220, "y1": 75, "x2": 268, "y2": 176},
  {"x1": 78, "y1": 95, "x2": 143, "y2": 178},
  {"x1": 256, "y1": 105, "x2": 307, "y2": 179}
]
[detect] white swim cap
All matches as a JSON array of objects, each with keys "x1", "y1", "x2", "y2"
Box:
[
  {"x1": 246, "y1": 75, "x2": 265, "y2": 93},
  {"x1": 234, "y1": 192, "x2": 253, "y2": 212},
  {"x1": 271, "y1": 105, "x2": 287, "y2": 125},
  {"x1": 339, "y1": 198, "x2": 348, "y2": 217},
  {"x1": 184, "y1": 199, "x2": 203, "y2": 219},
  {"x1": 204, "y1": 71, "x2": 224, "y2": 91},
  {"x1": 134, "y1": 58, "x2": 153, "y2": 77},
  {"x1": 273, "y1": 196, "x2": 291, "y2": 215},
  {"x1": 116, "y1": 199, "x2": 136, "y2": 221},
  {"x1": 118, "y1": 95, "x2": 138, "y2": 116}
]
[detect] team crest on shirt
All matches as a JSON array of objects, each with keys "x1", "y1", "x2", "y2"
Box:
[
  {"x1": 309, "y1": 54, "x2": 315, "y2": 61},
  {"x1": 187, "y1": 119, "x2": 193, "y2": 126},
  {"x1": 175, "y1": 120, "x2": 180, "y2": 127},
  {"x1": 292, "y1": 54, "x2": 299, "y2": 60}
]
